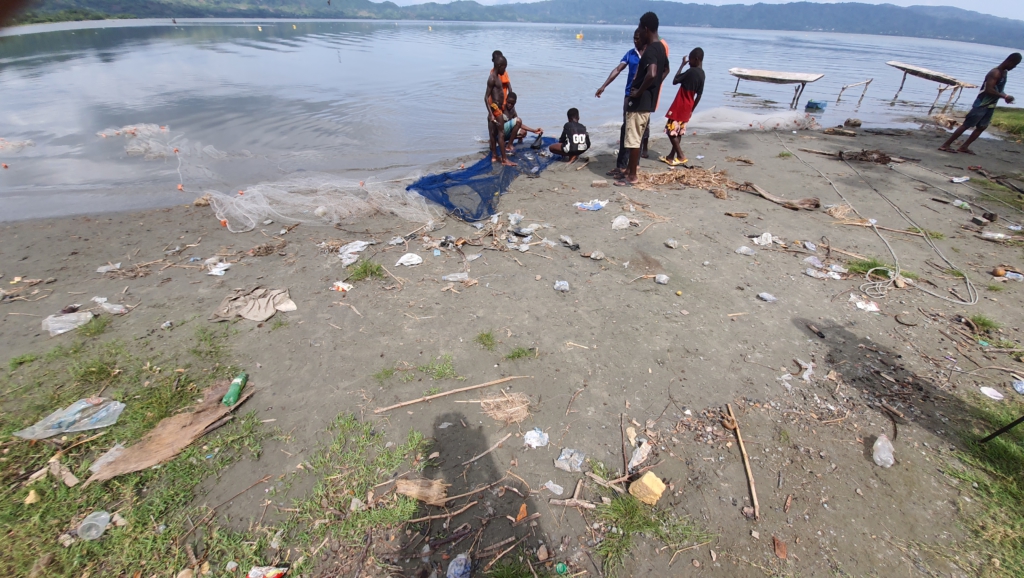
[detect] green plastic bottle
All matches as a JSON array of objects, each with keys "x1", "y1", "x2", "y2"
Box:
[
  {"x1": 555, "y1": 562, "x2": 569, "y2": 576},
  {"x1": 222, "y1": 372, "x2": 248, "y2": 406}
]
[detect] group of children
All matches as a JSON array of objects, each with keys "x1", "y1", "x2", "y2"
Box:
[{"x1": 486, "y1": 17, "x2": 705, "y2": 179}]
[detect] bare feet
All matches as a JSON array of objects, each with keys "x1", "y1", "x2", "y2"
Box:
[
  {"x1": 501, "y1": 159, "x2": 517, "y2": 167},
  {"x1": 957, "y1": 148, "x2": 976, "y2": 155},
  {"x1": 568, "y1": 155, "x2": 579, "y2": 164},
  {"x1": 938, "y1": 146, "x2": 957, "y2": 153},
  {"x1": 491, "y1": 153, "x2": 500, "y2": 162}
]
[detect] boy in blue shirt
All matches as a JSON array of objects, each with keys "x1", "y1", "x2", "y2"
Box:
[{"x1": 595, "y1": 29, "x2": 648, "y2": 177}]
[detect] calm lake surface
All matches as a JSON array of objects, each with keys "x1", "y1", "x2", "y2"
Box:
[{"x1": 1, "y1": 19, "x2": 1021, "y2": 220}]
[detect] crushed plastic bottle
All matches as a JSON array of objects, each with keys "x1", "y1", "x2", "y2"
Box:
[
  {"x1": 541, "y1": 480, "x2": 564, "y2": 495},
  {"x1": 952, "y1": 199, "x2": 970, "y2": 210},
  {"x1": 757, "y1": 292, "x2": 778, "y2": 302},
  {"x1": 872, "y1": 434, "x2": 895, "y2": 468},
  {"x1": 441, "y1": 272, "x2": 469, "y2": 282},
  {"x1": 446, "y1": 553, "x2": 471, "y2": 578},
  {"x1": 735, "y1": 246, "x2": 756, "y2": 256}
]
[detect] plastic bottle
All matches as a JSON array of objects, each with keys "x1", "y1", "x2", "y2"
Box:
[
  {"x1": 222, "y1": 373, "x2": 248, "y2": 407},
  {"x1": 1005, "y1": 272, "x2": 1023, "y2": 282},
  {"x1": 78, "y1": 511, "x2": 111, "y2": 540},
  {"x1": 872, "y1": 434, "x2": 895, "y2": 467},
  {"x1": 952, "y1": 200, "x2": 970, "y2": 210}
]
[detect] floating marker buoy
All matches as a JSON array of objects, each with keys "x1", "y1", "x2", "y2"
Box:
[
  {"x1": 177, "y1": 184, "x2": 183, "y2": 191},
  {"x1": 258, "y1": 26, "x2": 262, "y2": 31},
  {"x1": 293, "y1": 25, "x2": 297, "y2": 29},
  {"x1": 576, "y1": 32, "x2": 583, "y2": 40}
]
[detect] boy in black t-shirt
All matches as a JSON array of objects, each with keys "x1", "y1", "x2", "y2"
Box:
[
  {"x1": 549, "y1": 108, "x2": 591, "y2": 163},
  {"x1": 617, "y1": 12, "x2": 669, "y2": 186}
]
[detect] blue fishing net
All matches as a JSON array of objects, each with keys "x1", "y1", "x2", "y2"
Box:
[{"x1": 407, "y1": 136, "x2": 558, "y2": 221}]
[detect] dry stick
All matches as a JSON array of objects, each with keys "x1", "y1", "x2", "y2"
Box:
[
  {"x1": 566, "y1": 387, "x2": 585, "y2": 416},
  {"x1": 406, "y1": 500, "x2": 478, "y2": 524},
  {"x1": 477, "y1": 536, "x2": 516, "y2": 556},
  {"x1": 443, "y1": 476, "x2": 508, "y2": 503},
  {"x1": 484, "y1": 535, "x2": 529, "y2": 571},
  {"x1": 512, "y1": 512, "x2": 542, "y2": 527},
  {"x1": 585, "y1": 472, "x2": 625, "y2": 494},
  {"x1": 461, "y1": 432, "x2": 513, "y2": 466},
  {"x1": 374, "y1": 376, "x2": 531, "y2": 413},
  {"x1": 724, "y1": 404, "x2": 759, "y2": 521},
  {"x1": 619, "y1": 413, "x2": 628, "y2": 477}
]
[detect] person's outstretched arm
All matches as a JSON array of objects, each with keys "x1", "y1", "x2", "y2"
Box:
[{"x1": 596, "y1": 63, "x2": 627, "y2": 98}]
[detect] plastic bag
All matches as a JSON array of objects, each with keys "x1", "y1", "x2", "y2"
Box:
[
  {"x1": 757, "y1": 292, "x2": 777, "y2": 302},
  {"x1": 573, "y1": 199, "x2": 608, "y2": 211},
  {"x1": 442, "y1": 272, "x2": 468, "y2": 282},
  {"x1": 41, "y1": 312, "x2": 94, "y2": 336},
  {"x1": 524, "y1": 428, "x2": 549, "y2": 448},
  {"x1": 553, "y1": 280, "x2": 570, "y2": 292},
  {"x1": 872, "y1": 434, "x2": 894, "y2": 467},
  {"x1": 14, "y1": 398, "x2": 126, "y2": 440},
  {"x1": 396, "y1": 253, "x2": 423, "y2": 267},
  {"x1": 735, "y1": 246, "x2": 755, "y2": 256},
  {"x1": 339, "y1": 240, "x2": 372, "y2": 266},
  {"x1": 554, "y1": 448, "x2": 585, "y2": 472},
  {"x1": 446, "y1": 554, "x2": 471, "y2": 578},
  {"x1": 611, "y1": 215, "x2": 630, "y2": 230}
]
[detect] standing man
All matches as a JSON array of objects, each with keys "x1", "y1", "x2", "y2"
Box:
[
  {"x1": 486, "y1": 54, "x2": 516, "y2": 166},
  {"x1": 940, "y1": 53, "x2": 1020, "y2": 155},
  {"x1": 616, "y1": 12, "x2": 669, "y2": 187},
  {"x1": 596, "y1": 29, "x2": 648, "y2": 178}
]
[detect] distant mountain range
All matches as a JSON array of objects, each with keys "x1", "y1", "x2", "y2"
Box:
[{"x1": 11, "y1": 0, "x2": 1024, "y2": 49}]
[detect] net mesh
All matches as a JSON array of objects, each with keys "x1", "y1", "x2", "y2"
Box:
[
  {"x1": 208, "y1": 174, "x2": 442, "y2": 233},
  {"x1": 688, "y1": 108, "x2": 820, "y2": 133},
  {"x1": 0, "y1": 138, "x2": 35, "y2": 152},
  {"x1": 407, "y1": 136, "x2": 558, "y2": 221}
]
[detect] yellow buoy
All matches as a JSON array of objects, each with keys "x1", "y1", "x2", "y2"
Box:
[
  {"x1": 576, "y1": 32, "x2": 583, "y2": 40},
  {"x1": 293, "y1": 25, "x2": 297, "y2": 29}
]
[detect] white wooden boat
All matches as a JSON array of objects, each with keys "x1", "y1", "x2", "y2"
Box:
[{"x1": 728, "y1": 67, "x2": 825, "y2": 108}]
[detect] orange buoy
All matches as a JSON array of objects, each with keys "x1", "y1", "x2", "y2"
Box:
[
  {"x1": 177, "y1": 184, "x2": 183, "y2": 191},
  {"x1": 220, "y1": 219, "x2": 228, "y2": 227}
]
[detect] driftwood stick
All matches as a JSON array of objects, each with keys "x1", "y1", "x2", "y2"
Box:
[
  {"x1": 566, "y1": 387, "x2": 585, "y2": 416},
  {"x1": 586, "y1": 472, "x2": 625, "y2": 494},
  {"x1": 443, "y1": 475, "x2": 507, "y2": 503},
  {"x1": 406, "y1": 500, "x2": 478, "y2": 524},
  {"x1": 484, "y1": 535, "x2": 528, "y2": 571},
  {"x1": 461, "y1": 433, "x2": 513, "y2": 466},
  {"x1": 374, "y1": 376, "x2": 531, "y2": 413},
  {"x1": 724, "y1": 404, "x2": 759, "y2": 520}
]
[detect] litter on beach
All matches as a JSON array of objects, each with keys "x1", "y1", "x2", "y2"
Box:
[
  {"x1": 574, "y1": 199, "x2": 608, "y2": 211},
  {"x1": 14, "y1": 398, "x2": 125, "y2": 440},
  {"x1": 210, "y1": 288, "x2": 297, "y2": 322}
]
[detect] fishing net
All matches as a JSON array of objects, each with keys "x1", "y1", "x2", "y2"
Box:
[
  {"x1": 688, "y1": 108, "x2": 820, "y2": 133},
  {"x1": 407, "y1": 136, "x2": 558, "y2": 222},
  {"x1": 208, "y1": 173, "x2": 442, "y2": 233},
  {"x1": 0, "y1": 138, "x2": 35, "y2": 152},
  {"x1": 97, "y1": 124, "x2": 249, "y2": 184}
]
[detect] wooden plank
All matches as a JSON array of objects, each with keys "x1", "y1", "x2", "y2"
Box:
[{"x1": 729, "y1": 67, "x2": 824, "y2": 84}]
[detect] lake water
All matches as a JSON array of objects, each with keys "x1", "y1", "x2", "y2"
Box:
[{"x1": 1, "y1": 19, "x2": 1021, "y2": 220}]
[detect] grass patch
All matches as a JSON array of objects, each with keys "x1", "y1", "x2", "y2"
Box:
[
  {"x1": 595, "y1": 495, "x2": 713, "y2": 573},
  {"x1": 399, "y1": 372, "x2": 416, "y2": 383},
  {"x1": 908, "y1": 226, "x2": 945, "y2": 240},
  {"x1": 373, "y1": 366, "x2": 396, "y2": 384},
  {"x1": 7, "y1": 353, "x2": 38, "y2": 371},
  {"x1": 475, "y1": 331, "x2": 497, "y2": 351},
  {"x1": 487, "y1": 555, "x2": 539, "y2": 578},
  {"x1": 901, "y1": 270, "x2": 920, "y2": 280},
  {"x1": 190, "y1": 325, "x2": 229, "y2": 361},
  {"x1": 942, "y1": 401, "x2": 1024, "y2": 577},
  {"x1": 418, "y1": 354, "x2": 457, "y2": 380},
  {"x1": 424, "y1": 386, "x2": 442, "y2": 396},
  {"x1": 945, "y1": 268, "x2": 967, "y2": 278},
  {"x1": 778, "y1": 151, "x2": 793, "y2": 158},
  {"x1": 504, "y1": 347, "x2": 532, "y2": 360},
  {"x1": 988, "y1": 284, "x2": 1006, "y2": 292},
  {"x1": 992, "y1": 339, "x2": 1019, "y2": 349},
  {"x1": 348, "y1": 259, "x2": 385, "y2": 281},
  {"x1": 78, "y1": 315, "x2": 109, "y2": 337},
  {"x1": 0, "y1": 326, "x2": 266, "y2": 577},
  {"x1": 270, "y1": 317, "x2": 288, "y2": 331},
  {"x1": 290, "y1": 415, "x2": 429, "y2": 556},
  {"x1": 846, "y1": 258, "x2": 892, "y2": 275},
  {"x1": 992, "y1": 107, "x2": 1024, "y2": 139},
  {"x1": 971, "y1": 314, "x2": 1000, "y2": 332}
]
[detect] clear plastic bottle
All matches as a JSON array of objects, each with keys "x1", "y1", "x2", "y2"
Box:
[
  {"x1": 872, "y1": 434, "x2": 895, "y2": 467},
  {"x1": 953, "y1": 200, "x2": 970, "y2": 210}
]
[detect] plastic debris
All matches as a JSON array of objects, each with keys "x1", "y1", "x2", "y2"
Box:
[
  {"x1": 953, "y1": 199, "x2": 970, "y2": 210},
  {"x1": 442, "y1": 272, "x2": 468, "y2": 282},
  {"x1": 828, "y1": 264, "x2": 848, "y2": 273},
  {"x1": 803, "y1": 241, "x2": 817, "y2": 251},
  {"x1": 979, "y1": 387, "x2": 1004, "y2": 400},
  {"x1": 950, "y1": 176, "x2": 970, "y2": 184},
  {"x1": 805, "y1": 268, "x2": 842, "y2": 280},
  {"x1": 1012, "y1": 379, "x2": 1024, "y2": 395},
  {"x1": 466, "y1": 253, "x2": 482, "y2": 261},
  {"x1": 796, "y1": 359, "x2": 815, "y2": 382},
  {"x1": 573, "y1": 199, "x2": 608, "y2": 211},
  {"x1": 446, "y1": 553, "x2": 471, "y2": 578},
  {"x1": 542, "y1": 481, "x2": 564, "y2": 495},
  {"x1": 554, "y1": 448, "x2": 585, "y2": 472},
  {"x1": 100, "y1": 302, "x2": 128, "y2": 315},
  {"x1": 553, "y1": 280, "x2": 570, "y2": 292},
  {"x1": 981, "y1": 231, "x2": 1012, "y2": 241},
  {"x1": 246, "y1": 568, "x2": 288, "y2": 578},
  {"x1": 560, "y1": 236, "x2": 579, "y2": 251},
  {"x1": 226, "y1": 562, "x2": 239, "y2": 573},
  {"x1": 395, "y1": 253, "x2": 423, "y2": 267},
  {"x1": 735, "y1": 246, "x2": 756, "y2": 256},
  {"x1": 627, "y1": 440, "x2": 653, "y2": 473},
  {"x1": 804, "y1": 256, "x2": 824, "y2": 268},
  {"x1": 654, "y1": 274, "x2": 669, "y2": 285},
  {"x1": 664, "y1": 238, "x2": 679, "y2": 249},
  {"x1": 96, "y1": 263, "x2": 121, "y2": 274},
  {"x1": 41, "y1": 312, "x2": 95, "y2": 336},
  {"x1": 207, "y1": 262, "x2": 231, "y2": 276},
  {"x1": 855, "y1": 300, "x2": 880, "y2": 312},
  {"x1": 757, "y1": 292, "x2": 777, "y2": 302},
  {"x1": 590, "y1": 250, "x2": 605, "y2": 260},
  {"x1": 14, "y1": 398, "x2": 125, "y2": 440},
  {"x1": 1006, "y1": 271, "x2": 1024, "y2": 281},
  {"x1": 752, "y1": 232, "x2": 774, "y2": 246},
  {"x1": 210, "y1": 288, "x2": 296, "y2": 322},
  {"x1": 78, "y1": 511, "x2": 111, "y2": 541},
  {"x1": 872, "y1": 434, "x2": 895, "y2": 468},
  {"x1": 161, "y1": 321, "x2": 173, "y2": 329},
  {"x1": 611, "y1": 215, "x2": 630, "y2": 230},
  {"x1": 524, "y1": 428, "x2": 549, "y2": 448},
  {"x1": 331, "y1": 281, "x2": 354, "y2": 292},
  {"x1": 387, "y1": 236, "x2": 405, "y2": 246},
  {"x1": 338, "y1": 240, "x2": 373, "y2": 266},
  {"x1": 509, "y1": 213, "x2": 524, "y2": 226}
]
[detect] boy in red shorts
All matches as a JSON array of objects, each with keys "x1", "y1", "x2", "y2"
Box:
[{"x1": 662, "y1": 47, "x2": 705, "y2": 167}]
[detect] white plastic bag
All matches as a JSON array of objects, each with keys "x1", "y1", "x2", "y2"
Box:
[
  {"x1": 396, "y1": 253, "x2": 423, "y2": 267},
  {"x1": 41, "y1": 312, "x2": 94, "y2": 336},
  {"x1": 872, "y1": 434, "x2": 895, "y2": 468},
  {"x1": 14, "y1": 398, "x2": 126, "y2": 440},
  {"x1": 524, "y1": 428, "x2": 549, "y2": 448},
  {"x1": 611, "y1": 215, "x2": 630, "y2": 230}
]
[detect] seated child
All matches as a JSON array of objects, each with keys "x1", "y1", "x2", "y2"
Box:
[
  {"x1": 549, "y1": 108, "x2": 590, "y2": 162},
  {"x1": 502, "y1": 92, "x2": 543, "y2": 153},
  {"x1": 662, "y1": 47, "x2": 705, "y2": 167}
]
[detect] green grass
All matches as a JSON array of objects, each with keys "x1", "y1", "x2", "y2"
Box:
[
  {"x1": 78, "y1": 315, "x2": 109, "y2": 337},
  {"x1": 287, "y1": 415, "x2": 429, "y2": 566},
  {"x1": 988, "y1": 284, "x2": 1006, "y2": 292},
  {"x1": 487, "y1": 554, "x2": 546, "y2": 578},
  {"x1": 971, "y1": 315, "x2": 1000, "y2": 332},
  {"x1": 0, "y1": 325, "x2": 266, "y2": 577},
  {"x1": 846, "y1": 258, "x2": 892, "y2": 275},
  {"x1": 424, "y1": 386, "x2": 442, "y2": 396},
  {"x1": 7, "y1": 353, "x2": 38, "y2": 371},
  {"x1": 908, "y1": 226, "x2": 946, "y2": 240},
  {"x1": 943, "y1": 401, "x2": 1024, "y2": 577},
  {"x1": 399, "y1": 372, "x2": 416, "y2": 383},
  {"x1": 992, "y1": 107, "x2": 1024, "y2": 138},
  {"x1": 418, "y1": 354, "x2": 457, "y2": 380},
  {"x1": 901, "y1": 270, "x2": 920, "y2": 280},
  {"x1": 190, "y1": 326, "x2": 229, "y2": 360},
  {"x1": 945, "y1": 268, "x2": 967, "y2": 279},
  {"x1": 373, "y1": 366, "x2": 396, "y2": 384},
  {"x1": 476, "y1": 331, "x2": 497, "y2": 351},
  {"x1": 778, "y1": 151, "x2": 793, "y2": 158},
  {"x1": 588, "y1": 458, "x2": 613, "y2": 481},
  {"x1": 595, "y1": 495, "x2": 713, "y2": 574},
  {"x1": 348, "y1": 259, "x2": 385, "y2": 281},
  {"x1": 993, "y1": 339, "x2": 1019, "y2": 349},
  {"x1": 505, "y1": 347, "x2": 533, "y2": 360},
  {"x1": 270, "y1": 317, "x2": 288, "y2": 331}
]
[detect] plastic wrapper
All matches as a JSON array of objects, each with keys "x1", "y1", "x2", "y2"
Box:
[
  {"x1": 553, "y1": 280, "x2": 570, "y2": 292},
  {"x1": 247, "y1": 567, "x2": 288, "y2": 578},
  {"x1": 524, "y1": 428, "x2": 549, "y2": 448},
  {"x1": 396, "y1": 253, "x2": 423, "y2": 267},
  {"x1": 554, "y1": 448, "x2": 585, "y2": 472},
  {"x1": 14, "y1": 398, "x2": 125, "y2": 440},
  {"x1": 41, "y1": 312, "x2": 95, "y2": 336},
  {"x1": 872, "y1": 434, "x2": 894, "y2": 468},
  {"x1": 446, "y1": 554, "x2": 471, "y2": 578}
]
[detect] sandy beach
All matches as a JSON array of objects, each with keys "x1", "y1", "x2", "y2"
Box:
[{"x1": 3, "y1": 123, "x2": 1024, "y2": 577}]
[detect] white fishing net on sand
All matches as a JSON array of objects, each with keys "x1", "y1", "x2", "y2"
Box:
[
  {"x1": 688, "y1": 108, "x2": 820, "y2": 133},
  {"x1": 208, "y1": 173, "x2": 442, "y2": 233}
]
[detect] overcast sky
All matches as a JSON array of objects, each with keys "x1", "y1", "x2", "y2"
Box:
[{"x1": 391, "y1": 1, "x2": 1024, "y2": 21}]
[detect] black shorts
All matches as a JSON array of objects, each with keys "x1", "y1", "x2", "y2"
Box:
[{"x1": 962, "y1": 105, "x2": 995, "y2": 130}]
